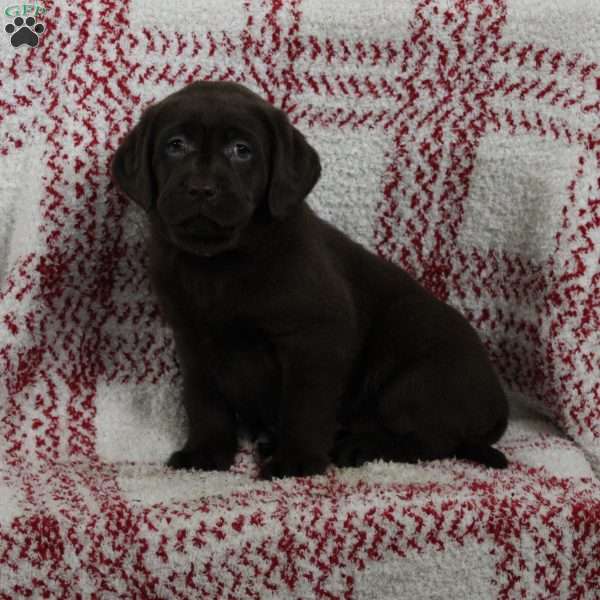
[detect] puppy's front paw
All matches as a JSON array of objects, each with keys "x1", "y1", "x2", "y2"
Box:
[
  {"x1": 260, "y1": 450, "x2": 329, "y2": 480},
  {"x1": 167, "y1": 443, "x2": 235, "y2": 472},
  {"x1": 331, "y1": 432, "x2": 377, "y2": 468}
]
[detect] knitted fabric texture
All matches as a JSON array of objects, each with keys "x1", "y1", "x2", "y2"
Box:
[{"x1": 0, "y1": 1, "x2": 599, "y2": 598}]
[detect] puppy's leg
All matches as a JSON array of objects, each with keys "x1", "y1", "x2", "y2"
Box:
[
  {"x1": 379, "y1": 361, "x2": 508, "y2": 469},
  {"x1": 167, "y1": 332, "x2": 238, "y2": 471},
  {"x1": 332, "y1": 362, "x2": 508, "y2": 470},
  {"x1": 260, "y1": 329, "x2": 348, "y2": 479},
  {"x1": 167, "y1": 379, "x2": 238, "y2": 471}
]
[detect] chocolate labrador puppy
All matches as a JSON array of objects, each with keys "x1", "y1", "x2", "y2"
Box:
[{"x1": 112, "y1": 81, "x2": 509, "y2": 478}]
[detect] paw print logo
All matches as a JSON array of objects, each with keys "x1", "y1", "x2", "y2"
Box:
[{"x1": 5, "y1": 16, "x2": 45, "y2": 48}]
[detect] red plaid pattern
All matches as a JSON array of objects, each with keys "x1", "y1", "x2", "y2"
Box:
[{"x1": 1, "y1": 1, "x2": 599, "y2": 597}]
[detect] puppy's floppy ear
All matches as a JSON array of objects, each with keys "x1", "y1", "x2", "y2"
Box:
[
  {"x1": 111, "y1": 106, "x2": 157, "y2": 212},
  {"x1": 266, "y1": 109, "x2": 321, "y2": 219}
]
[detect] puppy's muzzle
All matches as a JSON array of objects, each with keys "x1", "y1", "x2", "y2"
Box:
[{"x1": 165, "y1": 176, "x2": 221, "y2": 226}]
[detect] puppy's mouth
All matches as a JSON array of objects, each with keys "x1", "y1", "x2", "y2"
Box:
[{"x1": 167, "y1": 217, "x2": 240, "y2": 257}]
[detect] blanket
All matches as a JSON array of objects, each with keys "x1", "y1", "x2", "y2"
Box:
[{"x1": 1, "y1": 0, "x2": 599, "y2": 598}]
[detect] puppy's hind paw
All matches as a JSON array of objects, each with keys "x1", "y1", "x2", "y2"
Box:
[
  {"x1": 260, "y1": 451, "x2": 329, "y2": 480},
  {"x1": 456, "y1": 444, "x2": 508, "y2": 469}
]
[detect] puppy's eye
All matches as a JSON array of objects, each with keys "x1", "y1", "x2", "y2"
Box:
[
  {"x1": 229, "y1": 141, "x2": 253, "y2": 162},
  {"x1": 165, "y1": 137, "x2": 188, "y2": 157}
]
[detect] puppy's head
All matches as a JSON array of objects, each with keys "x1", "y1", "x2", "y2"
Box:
[{"x1": 112, "y1": 81, "x2": 321, "y2": 257}]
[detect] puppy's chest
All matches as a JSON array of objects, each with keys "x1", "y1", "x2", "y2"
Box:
[
  {"x1": 183, "y1": 275, "x2": 230, "y2": 319},
  {"x1": 150, "y1": 260, "x2": 249, "y2": 328}
]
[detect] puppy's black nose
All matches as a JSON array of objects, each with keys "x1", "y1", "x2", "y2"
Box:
[{"x1": 185, "y1": 178, "x2": 218, "y2": 200}]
